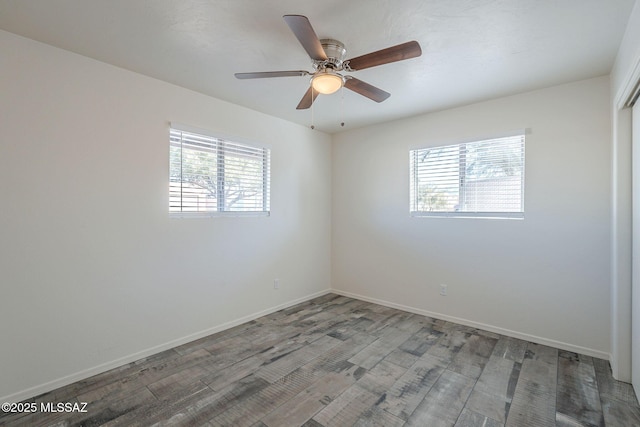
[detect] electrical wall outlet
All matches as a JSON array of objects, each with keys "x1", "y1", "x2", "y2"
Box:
[
  {"x1": 440, "y1": 284, "x2": 448, "y2": 296},
  {"x1": 274, "y1": 279, "x2": 280, "y2": 290}
]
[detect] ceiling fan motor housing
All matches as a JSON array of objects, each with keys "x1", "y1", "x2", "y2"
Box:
[{"x1": 319, "y1": 39, "x2": 346, "y2": 69}]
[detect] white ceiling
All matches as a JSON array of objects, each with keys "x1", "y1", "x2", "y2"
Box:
[{"x1": 0, "y1": 0, "x2": 635, "y2": 133}]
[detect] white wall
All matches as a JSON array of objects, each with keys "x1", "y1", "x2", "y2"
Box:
[
  {"x1": 609, "y1": 0, "x2": 640, "y2": 382},
  {"x1": 332, "y1": 76, "x2": 612, "y2": 357},
  {"x1": 0, "y1": 30, "x2": 332, "y2": 401},
  {"x1": 611, "y1": 1, "x2": 640, "y2": 96}
]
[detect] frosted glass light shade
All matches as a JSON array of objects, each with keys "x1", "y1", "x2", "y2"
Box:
[{"x1": 311, "y1": 72, "x2": 343, "y2": 94}]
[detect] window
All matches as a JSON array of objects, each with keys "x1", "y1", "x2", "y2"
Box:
[
  {"x1": 169, "y1": 127, "x2": 270, "y2": 216},
  {"x1": 410, "y1": 134, "x2": 524, "y2": 218}
]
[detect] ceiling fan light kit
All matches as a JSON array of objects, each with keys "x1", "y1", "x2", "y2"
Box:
[
  {"x1": 234, "y1": 14, "x2": 422, "y2": 121},
  {"x1": 311, "y1": 70, "x2": 344, "y2": 94}
]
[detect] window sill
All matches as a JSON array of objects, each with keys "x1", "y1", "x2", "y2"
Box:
[
  {"x1": 410, "y1": 211, "x2": 524, "y2": 220},
  {"x1": 170, "y1": 211, "x2": 270, "y2": 219}
]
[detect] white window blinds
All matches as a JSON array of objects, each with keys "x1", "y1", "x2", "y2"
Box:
[
  {"x1": 170, "y1": 128, "x2": 270, "y2": 215},
  {"x1": 410, "y1": 134, "x2": 525, "y2": 218}
]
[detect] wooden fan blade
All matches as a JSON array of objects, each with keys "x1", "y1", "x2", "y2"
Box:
[
  {"x1": 283, "y1": 15, "x2": 328, "y2": 61},
  {"x1": 344, "y1": 77, "x2": 390, "y2": 102},
  {"x1": 346, "y1": 41, "x2": 422, "y2": 71},
  {"x1": 296, "y1": 86, "x2": 320, "y2": 109},
  {"x1": 235, "y1": 71, "x2": 309, "y2": 79}
]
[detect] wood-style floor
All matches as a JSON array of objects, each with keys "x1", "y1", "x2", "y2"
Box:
[{"x1": 2, "y1": 294, "x2": 639, "y2": 427}]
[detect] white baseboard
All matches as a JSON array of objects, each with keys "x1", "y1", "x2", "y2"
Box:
[
  {"x1": 332, "y1": 288, "x2": 610, "y2": 360},
  {"x1": 1, "y1": 289, "x2": 331, "y2": 403}
]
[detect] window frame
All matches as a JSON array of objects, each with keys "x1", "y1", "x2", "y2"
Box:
[
  {"x1": 169, "y1": 124, "x2": 271, "y2": 218},
  {"x1": 409, "y1": 132, "x2": 526, "y2": 220}
]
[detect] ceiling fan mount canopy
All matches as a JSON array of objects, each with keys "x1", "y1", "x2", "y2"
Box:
[
  {"x1": 314, "y1": 39, "x2": 347, "y2": 71},
  {"x1": 234, "y1": 14, "x2": 422, "y2": 110}
]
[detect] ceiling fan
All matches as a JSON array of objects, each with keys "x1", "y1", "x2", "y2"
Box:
[{"x1": 235, "y1": 15, "x2": 422, "y2": 110}]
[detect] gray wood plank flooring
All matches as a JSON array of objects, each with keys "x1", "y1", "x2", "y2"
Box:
[{"x1": 2, "y1": 294, "x2": 639, "y2": 426}]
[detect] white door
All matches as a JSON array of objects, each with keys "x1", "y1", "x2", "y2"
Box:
[{"x1": 632, "y1": 101, "x2": 640, "y2": 396}]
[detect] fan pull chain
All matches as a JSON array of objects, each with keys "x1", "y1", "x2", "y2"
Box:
[
  {"x1": 310, "y1": 86, "x2": 315, "y2": 130},
  {"x1": 340, "y1": 85, "x2": 345, "y2": 127}
]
